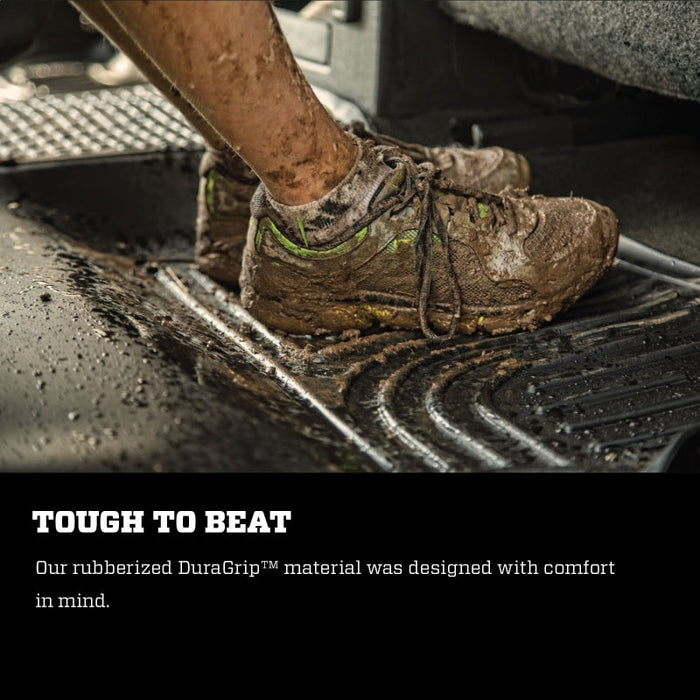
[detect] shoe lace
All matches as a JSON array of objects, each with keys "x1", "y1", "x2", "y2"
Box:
[{"x1": 349, "y1": 143, "x2": 517, "y2": 341}]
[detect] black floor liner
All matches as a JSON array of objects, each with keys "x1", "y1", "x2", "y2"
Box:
[{"x1": 157, "y1": 237, "x2": 700, "y2": 472}]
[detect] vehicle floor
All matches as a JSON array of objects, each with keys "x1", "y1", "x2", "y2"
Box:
[{"x1": 1, "y1": 85, "x2": 698, "y2": 472}]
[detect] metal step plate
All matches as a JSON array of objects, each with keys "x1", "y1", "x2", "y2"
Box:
[
  {"x1": 0, "y1": 83, "x2": 204, "y2": 164},
  {"x1": 0, "y1": 82, "x2": 365, "y2": 165}
]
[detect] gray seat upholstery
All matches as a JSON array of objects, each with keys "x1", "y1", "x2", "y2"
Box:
[{"x1": 440, "y1": 0, "x2": 700, "y2": 102}]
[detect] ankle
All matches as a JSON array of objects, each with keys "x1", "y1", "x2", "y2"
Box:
[
  {"x1": 261, "y1": 129, "x2": 358, "y2": 206},
  {"x1": 253, "y1": 136, "x2": 394, "y2": 247}
]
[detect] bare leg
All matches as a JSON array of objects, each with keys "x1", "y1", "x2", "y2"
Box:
[
  {"x1": 72, "y1": 0, "x2": 227, "y2": 151},
  {"x1": 73, "y1": 0, "x2": 356, "y2": 205}
]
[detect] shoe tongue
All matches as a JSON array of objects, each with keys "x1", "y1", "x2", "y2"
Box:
[{"x1": 263, "y1": 139, "x2": 394, "y2": 248}]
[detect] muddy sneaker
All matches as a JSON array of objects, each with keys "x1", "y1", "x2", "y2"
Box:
[
  {"x1": 195, "y1": 146, "x2": 260, "y2": 284},
  {"x1": 240, "y1": 138, "x2": 618, "y2": 339},
  {"x1": 195, "y1": 128, "x2": 530, "y2": 285}
]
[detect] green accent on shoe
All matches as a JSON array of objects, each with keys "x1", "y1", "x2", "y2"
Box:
[
  {"x1": 205, "y1": 169, "x2": 242, "y2": 218},
  {"x1": 296, "y1": 215, "x2": 309, "y2": 248},
  {"x1": 477, "y1": 202, "x2": 490, "y2": 219},
  {"x1": 382, "y1": 228, "x2": 420, "y2": 254},
  {"x1": 255, "y1": 217, "x2": 370, "y2": 259},
  {"x1": 204, "y1": 171, "x2": 218, "y2": 215}
]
